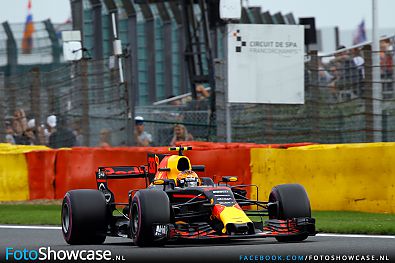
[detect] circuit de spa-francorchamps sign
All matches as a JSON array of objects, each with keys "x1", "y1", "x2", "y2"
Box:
[{"x1": 227, "y1": 24, "x2": 305, "y2": 104}]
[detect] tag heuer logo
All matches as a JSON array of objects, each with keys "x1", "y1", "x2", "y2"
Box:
[
  {"x1": 154, "y1": 225, "x2": 167, "y2": 237},
  {"x1": 233, "y1": 30, "x2": 247, "y2": 53}
]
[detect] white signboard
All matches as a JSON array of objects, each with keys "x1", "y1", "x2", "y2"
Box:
[
  {"x1": 227, "y1": 24, "x2": 305, "y2": 104},
  {"x1": 220, "y1": 0, "x2": 241, "y2": 20}
]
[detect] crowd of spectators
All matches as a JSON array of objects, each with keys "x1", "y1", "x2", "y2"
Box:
[
  {"x1": 133, "y1": 116, "x2": 195, "y2": 147},
  {"x1": 3, "y1": 110, "x2": 80, "y2": 148},
  {"x1": 316, "y1": 38, "x2": 394, "y2": 102},
  {"x1": 4, "y1": 111, "x2": 197, "y2": 148}
]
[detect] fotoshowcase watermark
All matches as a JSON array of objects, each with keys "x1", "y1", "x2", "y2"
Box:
[
  {"x1": 239, "y1": 254, "x2": 390, "y2": 262},
  {"x1": 5, "y1": 247, "x2": 125, "y2": 261}
]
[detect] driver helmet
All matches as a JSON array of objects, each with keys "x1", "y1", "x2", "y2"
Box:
[{"x1": 177, "y1": 170, "x2": 199, "y2": 187}]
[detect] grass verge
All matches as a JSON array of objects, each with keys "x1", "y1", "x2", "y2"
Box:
[
  {"x1": 0, "y1": 204, "x2": 60, "y2": 225},
  {"x1": 0, "y1": 204, "x2": 394, "y2": 235},
  {"x1": 313, "y1": 211, "x2": 395, "y2": 235}
]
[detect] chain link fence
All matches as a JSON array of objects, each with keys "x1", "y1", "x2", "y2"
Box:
[
  {"x1": 228, "y1": 37, "x2": 395, "y2": 144},
  {"x1": 2, "y1": 36, "x2": 395, "y2": 146},
  {"x1": 0, "y1": 57, "x2": 212, "y2": 147}
]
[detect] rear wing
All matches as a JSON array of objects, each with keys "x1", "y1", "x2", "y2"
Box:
[
  {"x1": 96, "y1": 166, "x2": 148, "y2": 204},
  {"x1": 97, "y1": 166, "x2": 147, "y2": 179}
]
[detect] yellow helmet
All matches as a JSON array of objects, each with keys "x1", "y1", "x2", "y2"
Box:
[{"x1": 177, "y1": 170, "x2": 199, "y2": 187}]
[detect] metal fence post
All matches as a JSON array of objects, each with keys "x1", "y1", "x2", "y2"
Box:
[
  {"x1": 363, "y1": 45, "x2": 374, "y2": 141},
  {"x1": 44, "y1": 19, "x2": 61, "y2": 64},
  {"x1": 372, "y1": 0, "x2": 382, "y2": 142},
  {"x1": 169, "y1": 2, "x2": 187, "y2": 94},
  {"x1": 80, "y1": 59, "x2": 90, "y2": 146},
  {"x1": 0, "y1": 72, "x2": 5, "y2": 142},
  {"x1": 308, "y1": 50, "x2": 320, "y2": 141},
  {"x1": 89, "y1": 0, "x2": 104, "y2": 102},
  {"x1": 46, "y1": 75, "x2": 55, "y2": 115},
  {"x1": 157, "y1": 3, "x2": 173, "y2": 98},
  {"x1": 31, "y1": 68, "x2": 41, "y2": 126},
  {"x1": 215, "y1": 58, "x2": 226, "y2": 142},
  {"x1": 90, "y1": 0, "x2": 103, "y2": 60},
  {"x1": 122, "y1": 0, "x2": 137, "y2": 145},
  {"x1": 70, "y1": 0, "x2": 84, "y2": 38},
  {"x1": 2, "y1": 22, "x2": 17, "y2": 115},
  {"x1": 140, "y1": 3, "x2": 156, "y2": 103}
]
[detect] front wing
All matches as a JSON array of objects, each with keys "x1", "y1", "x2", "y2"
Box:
[{"x1": 153, "y1": 217, "x2": 316, "y2": 241}]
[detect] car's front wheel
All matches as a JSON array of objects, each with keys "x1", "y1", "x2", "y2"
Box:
[
  {"x1": 130, "y1": 189, "x2": 170, "y2": 246},
  {"x1": 269, "y1": 184, "x2": 311, "y2": 242}
]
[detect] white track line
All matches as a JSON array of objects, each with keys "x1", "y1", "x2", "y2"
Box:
[
  {"x1": 0, "y1": 226, "x2": 394, "y2": 239},
  {"x1": 0, "y1": 225, "x2": 61, "y2": 230},
  {"x1": 317, "y1": 233, "x2": 395, "y2": 239}
]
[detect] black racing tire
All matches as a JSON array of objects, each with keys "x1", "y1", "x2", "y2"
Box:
[
  {"x1": 130, "y1": 189, "x2": 170, "y2": 247},
  {"x1": 62, "y1": 189, "x2": 108, "y2": 245},
  {"x1": 269, "y1": 184, "x2": 311, "y2": 242}
]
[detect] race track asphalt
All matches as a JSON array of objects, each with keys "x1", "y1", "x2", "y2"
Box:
[{"x1": 0, "y1": 226, "x2": 394, "y2": 263}]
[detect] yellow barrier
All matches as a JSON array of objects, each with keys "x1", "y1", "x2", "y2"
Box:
[
  {"x1": 0, "y1": 153, "x2": 29, "y2": 201},
  {"x1": 251, "y1": 143, "x2": 395, "y2": 213},
  {"x1": 0, "y1": 144, "x2": 49, "y2": 201},
  {"x1": 0, "y1": 143, "x2": 49, "y2": 154}
]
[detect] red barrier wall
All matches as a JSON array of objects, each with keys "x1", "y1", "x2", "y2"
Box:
[
  {"x1": 26, "y1": 150, "x2": 57, "y2": 199},
  {"x1": 185, "y1": 148, "x2": 251, "y2": 186},
  {"x1": 24, "y1": 142, "x2": 314, "y2": 201},
  {"x1": 54, "y1": 147, "x2": 169, "y2": 202}
]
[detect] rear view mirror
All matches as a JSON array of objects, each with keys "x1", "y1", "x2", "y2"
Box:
[
  {"x1": 222, "y1": 176, "x2": 238, "y2": 182},
  {"x1": 192, "y1": 165, "x2": 205, "y2": 172}
]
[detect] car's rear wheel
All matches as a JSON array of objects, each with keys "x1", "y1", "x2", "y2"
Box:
[
  {"x1": 62, "y1": 189, "x2": 108, "y2": 245},
  {"x1": 130, "y1": 189, "x2": 170, "y2": 246},
  {"x1": 269, "y1": 184, "x2": 311, "y2": 242}
]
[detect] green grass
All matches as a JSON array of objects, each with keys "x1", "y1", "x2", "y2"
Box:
[
  {"x1": 0, "y1": 204, "x2": 394, "y2": 235},
  {"x1": 0, "y1": 204, "x2": 60, "y2": 225},
  {"x1": 313, "y1": 211, "x2": 395, "y2": 235}
]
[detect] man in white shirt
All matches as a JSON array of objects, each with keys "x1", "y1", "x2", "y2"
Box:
[{"x1": 134, "y1": 116, "x2": 152, "y2": 146}]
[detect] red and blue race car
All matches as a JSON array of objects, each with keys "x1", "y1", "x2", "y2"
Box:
[{"x1": 61, "y1": 146, "x2": 315, "y2": 246}]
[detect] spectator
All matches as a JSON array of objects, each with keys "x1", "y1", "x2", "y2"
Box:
[
  {"x1": 12, "y1": 109, "x2": 28, "y2": 140},
  {"x1": 196, "y1": 84, "x2": 210, "y2": 99},
  {"x1": 318, "y1": 61, "x2": 333, "y2": 86},
  {"x1": 328, "y1": 65, "x2": 340, "y2": 100},
  {"x1": 72, "y1": 119, "x2": 84, "y2": 146},
  {"x1": 170, "y1": 124, "x2": 194, "y2": 146},
  {"x1": 328, "y1": 45, "x2": 359, "y2": 100},
  {"x1": 25, "y1": 119, "x2": 46, "y2": 145},
  {"x1": 134, "y1": 116, "x2": 152, "y2": 146},
  {"x1": 352, "y1": 47, "x2": 365, "y2": 78},
  {"x1": 351, "y1": 47, "x2": 365, "y2": 96},
  {"x1": 98, "y1": 128, "x2": 111, "y2": 147},
  {"x1": 167, "y1": 95, "x2": 182, "y2": 106},
  {"x1": 21, "y1": 127, "x2": 36, "y2": 145},
  {"x1": 4, "y1": 121, "x2": 15, "y2": 144},
  {"x1": 380, "y1": 39, "x2": 393, "y2": 79},
  {"x1": 14, "y1": 119, "x2": 36, "y2": 145},
  {"x1": 44, "y1": 115, "x2": 57, "y2": 145},
  {"x1": 49, "y1": 116, "x2": 76, "y2": 148}
]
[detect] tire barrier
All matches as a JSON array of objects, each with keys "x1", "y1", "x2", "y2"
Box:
[
  {"x1": 250, "y1": 142, "x2": 395, "y2": 213},
  {"x1": 3, "y1": 142, "x2": 393, "y2": 214},
  {"x1": 0, "y1": 144, "x2": 50, "y2": 201},
  {"x1": 26, "y1": 150, "x2": 57, "y2": 200}
]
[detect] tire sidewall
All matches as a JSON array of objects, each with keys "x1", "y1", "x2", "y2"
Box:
[
  {"x1": 130, "y1": 189, "x2": 170, "y2": 246},
  {"x1": 61, "y1": 193, "x2": 73, "y2": 242},
  {"x1": 61, "y1": 189, "x2": 108, "y2": 245}
]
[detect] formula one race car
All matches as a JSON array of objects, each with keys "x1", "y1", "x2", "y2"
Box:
[{"x1": 61, "y1": 147, "x2": 315, "y2": 246}]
